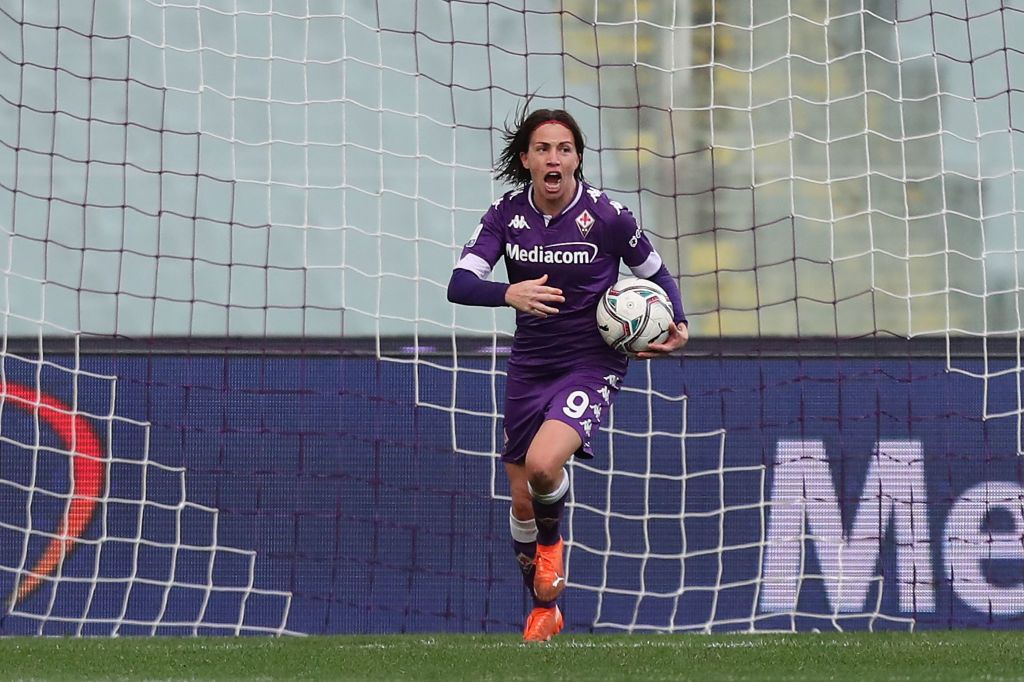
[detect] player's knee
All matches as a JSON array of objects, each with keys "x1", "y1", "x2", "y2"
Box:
[
  {"x1": 524, "y1": 463, "x2": 553, "y2": 490},
  {"x1": 525, "y1": 450, "x2": 558, "y2": 484},
  {"x1": 526, "y1": 464, "x2": 566, "y2": 497}
]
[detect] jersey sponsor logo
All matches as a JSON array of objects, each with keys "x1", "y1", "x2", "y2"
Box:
[
  {"x1": 576, "y1": 210, "x2": 595, "y2": 238},
  {"x1": 505, "y1": 242, "x2": 598, "y2": 265},
  {"x1": 508, "y1": 215, "x2": 530, "y2": 231}
]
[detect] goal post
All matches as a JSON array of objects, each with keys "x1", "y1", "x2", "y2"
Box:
[{"x1": 0, "y1": 0, "x2": 1022, "y2": 635}]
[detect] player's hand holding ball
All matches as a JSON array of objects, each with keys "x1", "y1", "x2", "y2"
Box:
[
  {"x1": 639, "y1": 319, "x2": 688, "y2": 359},
  {"x1": 597, "y1": 277, "x2": 687, "y2": 358}
]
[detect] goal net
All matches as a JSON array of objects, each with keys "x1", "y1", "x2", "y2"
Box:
[{"x1": 0, "y1": 0, "x2": 1021, "y2": 634}]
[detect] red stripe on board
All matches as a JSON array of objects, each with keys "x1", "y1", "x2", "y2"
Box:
[{"x1": 3, "y1": 382, "x2": 105, "y2": 604}]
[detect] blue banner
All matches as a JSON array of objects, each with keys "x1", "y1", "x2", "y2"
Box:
[{"x1": 0, "y1": 353, "x2": 1021, "y2": 634}]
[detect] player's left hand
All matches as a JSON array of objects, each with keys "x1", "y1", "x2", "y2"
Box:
[{"x1": 636, "y1": 322, "x2": 689, "y2": 359}]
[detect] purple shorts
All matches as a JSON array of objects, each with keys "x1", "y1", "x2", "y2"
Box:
[{"x1": 502, "y1": 365, "x2": 624, "y2": 464}]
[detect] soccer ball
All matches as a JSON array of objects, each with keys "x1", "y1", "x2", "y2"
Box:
[{"x1": 596, "y1": 277, "x2": 675, "y2": 356}]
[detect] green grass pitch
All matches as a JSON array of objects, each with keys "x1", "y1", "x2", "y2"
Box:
[{"x1": 4, "y1": 631, "x2": 1024, "y2": 681}]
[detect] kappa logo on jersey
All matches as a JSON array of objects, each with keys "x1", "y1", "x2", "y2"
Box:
[
  {"x1": 609, "y1": 200, "x2": 624, "y2": 215},
  {"x1": 576, "y1": 210, "x2": 595, "y2": 238},
  {"x1": 492, "y1": 188, "x2": 523, "y2": 209},
  {"x1": 505, "y1": 242, "x2": 598, "y2": 265},
  {"x1": 587, "y1": 187, "x2": 603, "y2": 203},
  {"x1": 509, "y1": 215, "x2": 530, "y2": 231}
]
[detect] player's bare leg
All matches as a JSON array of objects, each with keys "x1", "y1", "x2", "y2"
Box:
[
  {"x1": 507, "y1": 461, "x2": 563, "y2": 642},
  {"x1": 524, "y1": 420, "x2": 579, "y2": 604},
  {"x1": 505, "y1": 463, "x2": 540, "y2": 601}
]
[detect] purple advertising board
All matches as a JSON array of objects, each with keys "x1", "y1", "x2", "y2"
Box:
[{"x1": 1, "y1": 349, "x2": 1022, "y2": 634}]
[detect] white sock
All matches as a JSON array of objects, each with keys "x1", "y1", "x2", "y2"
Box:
[{"x1": 509, "y1": 508, "x2": 538, "y2": 544}]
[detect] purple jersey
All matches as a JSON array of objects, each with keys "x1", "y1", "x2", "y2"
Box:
[{"x1": 455, "y1": 182, "x2": 666, "y2": 374}]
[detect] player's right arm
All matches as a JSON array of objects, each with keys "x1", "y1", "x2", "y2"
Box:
[
  {"x1": 447, "y1": 211, "x2": 510, "y2": 306},
  {"x1": 447, "y1": 209, "x2": 564, "y2": 317}
]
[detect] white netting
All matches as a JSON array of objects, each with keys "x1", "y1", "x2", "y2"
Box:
[
  {"x1": 0, "y1": 341, "x2": 294, "y2": 635},
  {"x1": 0, "y1": 0, "x2": 1022, "y2": 634}
]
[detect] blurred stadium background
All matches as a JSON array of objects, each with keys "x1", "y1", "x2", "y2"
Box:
[{"x1": 1, "y1": 0, "x2": 1023, "y2": 636}]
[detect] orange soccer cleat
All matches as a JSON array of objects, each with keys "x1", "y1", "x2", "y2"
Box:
[
  {"x1": 523, "y1": 605, "x2": 563, "y2": 642},
  {"x1": 533, "y1": 538, "x2": 566, "y2": 602}
]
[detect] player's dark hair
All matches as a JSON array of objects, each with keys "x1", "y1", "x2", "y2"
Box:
[{"x1": 495, "y1": 104, "x2": 586, "y2": 187}]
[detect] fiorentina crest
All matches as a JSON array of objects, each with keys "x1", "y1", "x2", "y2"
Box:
[{"x1": 576, "y1": 210, "x2": 594, "y2": 238}]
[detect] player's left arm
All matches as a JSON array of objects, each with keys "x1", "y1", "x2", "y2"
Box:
[
  {"x1": 638, "y1": 263, "x2": 688, "y2": 358},
  {"x1": 610, "y1": 207, "x2": 689, "y2": 358}
]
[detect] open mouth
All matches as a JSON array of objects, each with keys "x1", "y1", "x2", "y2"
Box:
[{"x1": 543, "y1": 171, "x2": 562, "y2": 192}]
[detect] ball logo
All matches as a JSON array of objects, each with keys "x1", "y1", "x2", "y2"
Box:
[{"x1": 3, "y1": 382, "x2": 105, "y2": 606}]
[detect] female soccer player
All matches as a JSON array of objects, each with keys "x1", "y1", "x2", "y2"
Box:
[{"x1": 447, "y1": 106, "x2": 688, "y2": 642}]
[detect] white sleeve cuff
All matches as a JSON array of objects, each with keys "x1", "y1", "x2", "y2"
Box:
[
  {"x1": 455, "y1": 253, "x2": 494, "y2": 279},
  {"x1": 628, "y1": 251, "x2": 663, "y2": 279}
]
